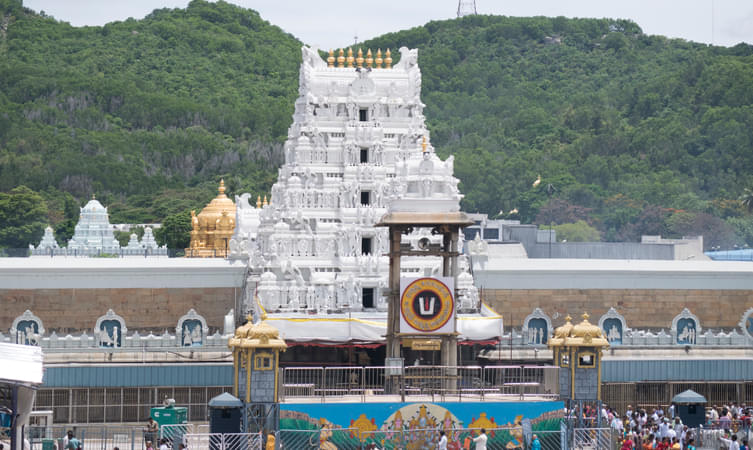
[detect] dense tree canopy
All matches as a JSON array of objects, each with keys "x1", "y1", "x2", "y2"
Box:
[
  {"x1": 1, "y1": 1, "x2": 753, "y2": 250},
  {"x1": 0, "y1": 185, "x2": 47, "y2": 248}
]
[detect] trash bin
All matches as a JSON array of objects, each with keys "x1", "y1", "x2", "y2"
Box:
[{"x1": 41, "y1": 439, "x2": 55, "y2": 450}]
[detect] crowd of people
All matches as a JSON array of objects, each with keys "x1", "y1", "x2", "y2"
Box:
[{"x1": 602, "y1": 402, "x2": 752, "y2": 450}]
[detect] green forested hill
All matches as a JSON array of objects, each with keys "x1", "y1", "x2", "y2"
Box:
[
  {"x1": 0, "y1": 0, "x2": 300, "y2": 243},
  {"x1": 2, "y1": 0, "x2": 753, "y2": 249}
]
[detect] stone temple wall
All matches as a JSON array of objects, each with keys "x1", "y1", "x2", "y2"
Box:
[
  {"x1": 485, "y1": 288, "x2": 753, "y2": 329},
  {"x1": 0, "y1": 287, "x2": 237, "y2": 333}
]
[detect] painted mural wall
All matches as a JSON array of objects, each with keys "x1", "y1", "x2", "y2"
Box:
[{"x1": 280, "y1": 401, "x2": 563, "y2": 449}]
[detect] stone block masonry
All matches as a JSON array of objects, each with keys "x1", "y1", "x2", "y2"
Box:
[
  {"x1": 485, "y1": 289, "x2": 753, "y2": 329},
  {"x1": 0, "y1": 287, "x2": 237, "y2": 333}
]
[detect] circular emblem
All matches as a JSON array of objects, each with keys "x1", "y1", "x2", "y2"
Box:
[{"x1": 401, "y1": 278, "x2": 454, "y2": 332}]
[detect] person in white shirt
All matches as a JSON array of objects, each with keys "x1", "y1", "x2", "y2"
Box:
[
  {"x1": 611, "y1": 416, "x2": 624, "y2": 432},
  {"x1": 158, "y1": 438, "x2": 169, "y2": 450},
  {"x1": 721, "y1": 434, "x2": 740, "y2": 450},
  {"x1": 473, "y1": 429, "x2": 487, "y2": 450},
  {"x1": 437, "y1": 430, "x2": 447, "y2": 450}
]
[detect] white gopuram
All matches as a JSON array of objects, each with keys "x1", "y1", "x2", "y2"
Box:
[
  {"x1": 29, "y1": 226, "x2": 60, "y2": 255},
  {"x1": 66, "y1": 196, "x2": 121, "y2": 255},
  {"x1": 229, "y1": 46, "x2": 501, "y2": 345}
]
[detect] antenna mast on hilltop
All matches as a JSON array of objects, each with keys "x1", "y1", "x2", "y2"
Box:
[{"x1": 457, "y1": 0, "x2": 477, "y2": 17}]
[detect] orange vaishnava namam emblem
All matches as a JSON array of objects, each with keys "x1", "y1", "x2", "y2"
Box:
[{"x1": 400, "y1": 278, "x2": 454, "y2": 332}]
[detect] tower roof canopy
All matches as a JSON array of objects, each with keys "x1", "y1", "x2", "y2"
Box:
[{"x1": 549, "y1": 312, "x2": 609, "y2": 348}]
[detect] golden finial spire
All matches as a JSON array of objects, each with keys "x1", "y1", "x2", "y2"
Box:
[
  {"x1": 582, "y1": 312, "x2": 590, "y2": 321},
  {"x1": 356, "y1": 48, "x2": 364, "y2": 68},
  {"x1": 421, "y1": 136, "x2": 428, "y2": 152},
  {"x1": 262, "y1": 195, "x2": 268, "y2": 206},
  {"x1": 327, "y1": 49, "x2": 335, "y2": 67},
  {"x1": 256, "y1": 195, "x2": 262, "y2": 208},
  {"x1": 218, "y1": 179, "x2": 226, "y2": 195},
  {"x1": 565, "y1": 315, "x2": 572, "y2": 322},
  {"x1": 346, "y1": 48, "x2": 354, "y2": 68},
  {"x1": 366, "y1": 49, "x2": 373, "y2": 68},
  {"x1": 375, "y1": 49, "x2": 383, "y2": 68},
  {"x1": 385, "y1": 48, "x2": 392, "y2": 68},
  {"x1": 337, "y1": 48, "x2": 345, "y2": 68}
]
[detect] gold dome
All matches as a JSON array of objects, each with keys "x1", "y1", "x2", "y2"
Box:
[
  {"x1": 233, "y1": 314, "x2": 255, "y2": 339},
  {"x1": 548, "y1": 312, "x2": 609, "y2": 348},
  {"x1": 197, "y1": 180, "x2": 236, "y2": 229},
  {"x1": 186, "y1": 180, "x2": 236, "y2": 257},
  {"x1": 228, "y1": 314, "x2": 287, "y2": 350},
  {"x1": 549, "y1": 315, "x2": 573, "y2": 347},
  {"x1": 571, "y1": 313, "x2": 604, "y2": 339}
]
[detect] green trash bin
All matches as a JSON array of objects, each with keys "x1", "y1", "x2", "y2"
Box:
[{"x1": 41, "y1": 439, "x2": 55, "y2": 450}]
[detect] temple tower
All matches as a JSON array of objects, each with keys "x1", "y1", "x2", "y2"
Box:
[
  {"x1": 66, "y1": 195, "x2": 121, "y2": 255},
  {"x1": 227, "y1": 46, "x2": 500, "y2": 351}
]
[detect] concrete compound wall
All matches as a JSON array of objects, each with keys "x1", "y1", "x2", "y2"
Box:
[
  {"x1": 485, "y1": 288, "x2": 753, "y2": 329},
  {"x1": 0, "y1": 287, "x2": 237, "y2": 333}
]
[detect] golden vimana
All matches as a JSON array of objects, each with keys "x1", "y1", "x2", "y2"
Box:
[{"x1": 327, "y1": 48, "x2": 393, "y2": 69}]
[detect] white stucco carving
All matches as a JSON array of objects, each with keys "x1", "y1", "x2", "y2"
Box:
[{"x1": 229, "y1": 46, "x2": 466, "y2": 316}]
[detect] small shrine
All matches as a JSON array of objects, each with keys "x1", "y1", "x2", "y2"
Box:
[
  {"x1": 66, "y1": 195, "x2": 121, "y2": 255},
  {"x1": 548, "y1": 313, "x2": 609, "y2": 401},
  {"x1": 228, "y1": 314, "x2": 287, "y2": 433},
  {"x1": 29, "y1": 226, "x2": 60, "y2": 255},
  {"x1": 186, "y1": 180, "x2": 236, "y2": 257}
]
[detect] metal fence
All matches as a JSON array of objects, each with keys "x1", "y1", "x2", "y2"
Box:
[
  {"x1": 276, "y1": 426, "x2": 611, "y2": 450},
  {"x1": 602, "y1": 381, "x2": 753, "y2": 414},
  {"x1": 280, "y1": 365, "x2": 559, "y2": 402},
  {"x1": 183, "y1": 432, "x2": 262, "y2": 450},
  {"x1": 1, "y1": 248, "x2": 184, "y2": 258},
  {"x1": 26, "y1": 425, "x2": 153, "y2": 450},
  {"x1": 33, "y1": 386, "x2": 232, "y2": 424},
  {"x1": 572, "y1": 427, "x2": 614, "y2": 450}
]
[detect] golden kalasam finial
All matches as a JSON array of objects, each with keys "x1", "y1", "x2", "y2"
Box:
[
  {"x1": 327, "y1": 49, "x2": 335, "y2": 67},
  {"x1": 346, "y1": 48, "x2": 354, "y2": 68},
  {"x1": 582, "y1": 312, "x2": 590, "y2": 321},
  {"x1": 565, "y1": 315, "x2": 572, "y2": 322},
  {"x1": 218, "y1": 179, "x2": 226, "y2": 195},
  {"x1": 385, "y1": 48, "x2": 392, "y2": 68},
  {"x1": 263, "y1": 195, "x2": 268, "y2": 206},
  {"x1": 337, "y1": 49, "x2": 345, "y2": 68},
  {"x1": 356, "y1": 48, "x2": 364, "y2": 68},
  {"x1": 366, "y1": 49, "x2": 373, "y2": 68},
  {"x1": 422, "y1": 136, "x2": 428, "y2": 152},
  {"x1": 256, "y1": 195, "x2": 261, "y2": 208},
  {"x1": 375, "y1": 49, "x2": 383, "y2": 68}
]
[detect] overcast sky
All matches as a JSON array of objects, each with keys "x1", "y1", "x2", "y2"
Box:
[{"x1": 23, "y1": 0, "x2": 753, "y2": 49}]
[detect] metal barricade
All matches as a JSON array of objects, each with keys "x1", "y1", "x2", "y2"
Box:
[
  {"x1": 27, "y1": 425, "x2": 147, "y2": 450},
  {"x1": 572, "y1": 427, "x2": 612, "y2": 450},
  {"x1": 280, "y1": 367, "x2": 322, "y2": 401},
  {"x1": 184, "y1": 432, "x2": 262, "y2": 450},
  {"x1": 279, "y1": 426, "x2": 569, "y2": 450},
  {"x1": 160, "y1": 423, "x2": 194, "y2": 446}
]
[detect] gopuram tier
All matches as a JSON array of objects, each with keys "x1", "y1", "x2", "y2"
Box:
[{"x1": 228, "y1": 46, "x2": 501, "y2": 345}]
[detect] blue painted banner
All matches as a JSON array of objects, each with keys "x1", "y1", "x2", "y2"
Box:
[{"x1": 281, "y1": 400, "x2": 563, "y2": 449}]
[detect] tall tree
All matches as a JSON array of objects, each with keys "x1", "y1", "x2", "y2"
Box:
[
  {"x1": 154, "y1": 210, "x2": 192, "y2": 251},
  {"x1": 0, "y1": 186, "x2": 48, "y2": 248}
]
